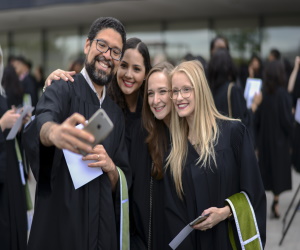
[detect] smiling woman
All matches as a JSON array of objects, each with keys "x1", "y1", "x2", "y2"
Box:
[{"x1": 164, "y1": 60, "x2": 266, "y2": 250}]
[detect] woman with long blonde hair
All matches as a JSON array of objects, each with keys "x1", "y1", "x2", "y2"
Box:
[{"x1": 165, "y1": 60, "x2": 266, "y2": 249}]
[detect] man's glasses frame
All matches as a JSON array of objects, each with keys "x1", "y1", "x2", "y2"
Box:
[{"x1": 92, "y1": 39, "x2": 122, "y2": 61}]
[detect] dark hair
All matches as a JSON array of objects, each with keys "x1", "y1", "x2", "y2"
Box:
[
  {"x1": 142, "y1": 61, "x2": 174, "y2": 180},
  {"x1": 87, "y1": 17, "x2": 126, "y2": 54},
  {"x1": 263, "y1": 60, "x2": 286, "y2": 94},
  {"x1": 2, "y1": 65, "x2": 23, "y2": 107},
  {"x1": 210, "y1": 35, "x2": 230, "y2": 56},
  {"x1": 108, "y1": 37, "x2": 151, "y2": 113},
  {"x1": 249, "y1": 53, "x2": 263, "y2": 78},
  {"x1": 14, "y1": 55, "x2": 32, "y2": 70},
  {"x1": 207, "y1": 48, "x2": 237, "y2": 92},
  {"x1": 269, "y1": 49, "x2": 281, "y2": 60}
]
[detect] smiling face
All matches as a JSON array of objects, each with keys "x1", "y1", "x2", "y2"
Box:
[
  {"x1": 147, "y1": 72, "x2": 172, "y2": 122},
  {"x1": 171, "y1": 72, "x2": 195, "y2": 119},
  {"x1": 84, "y1": 28, "x2": 123, "y2": 86},
  {"x1": 116, "y1": 48, "x2": 146, "y2": 96}
]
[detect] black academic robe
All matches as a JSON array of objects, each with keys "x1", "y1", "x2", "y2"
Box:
[
  {"x1": 254, "y1": 87, "x2": 293, "y2": 195},
  {"x1": 212, "y1": 82, "x2": 254, "y2": 143},
  {"x1": 128, "y1": 119, "x2": 167, "y2": 250},
  {"x1": 164, "y1": 120, "x2": 266, "y2": 250},
  {"x1": 291, "y1": 71, "x2": 300, "y2": 173},
  {"x1": 124, "y1": 95, "x2": 143, "y2": 149},
  {"x1": 23, "y1": 74, "x2": 131, "y2": 250},
  {"x1": 0, "y1": 95, "x2": 27, "y2": 250},
  {"x1": 21, "y1": 73, "x2": 38, "y2": 107}
]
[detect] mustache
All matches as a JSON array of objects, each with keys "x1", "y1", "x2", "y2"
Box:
[{"x1": 94, "y1": 55, "x2": 113, "y2": 67}]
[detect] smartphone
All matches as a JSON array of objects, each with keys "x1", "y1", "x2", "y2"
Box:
[
  {"x1": 189, "y1": 213, "x2": 210, "y2": 226},
  {"x1": 79, "y1": 108, "x2": 114, "y2": 156}
]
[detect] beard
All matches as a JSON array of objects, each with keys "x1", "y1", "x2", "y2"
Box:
[{"x1": 85, "y1": 55, "x2": 114, "y2": 86}]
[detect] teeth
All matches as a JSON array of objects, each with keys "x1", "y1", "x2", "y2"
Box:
[
  {"x1": 100, "y1": 62, "x2": 108, "y2": 68},
  {"x1": 178, "y1": 104, "x2": 188, "y2": 108},
  {"x1": 155, "y1": 106, "x2": 164, "y2": 111},
  {"x1": 124, "y1": 81, "x2": 133, "y2": 86}
]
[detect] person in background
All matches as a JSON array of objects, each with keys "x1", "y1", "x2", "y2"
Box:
[
  {"x1": 209, "y1": 35, "x2": 230, "y2": 58},
  {"x1": 288, "y1": 56, "x2": 300, "y2": 173},
  {"x1": 207, "y1": 48, "x2": 255, "y2": 142},
  {"x1": 33, "y1": 65, "x2": 45, "y2": 97},
  {"x1": 12, "y1": 56, "x2": 38, "y2": 107},
  {"x1": 254, "y1": 60, "x2": 293, "y2": 218},
  {"x1": 0, "y1": 94, "x2": 29, "y2": 250},
  {"x1": 240, "y1": 53, "x2": 263, "y2": 90},
  {"x1": 2, "y1": 64, "x2": 24, "y2": 108},
  {"x1": 165, "y1": 60, "x2": 266, "y2": 249},
  {"x1": 22, "y1": 17, "x2": 131, "y2": 250},
  {"x1": 68, "y1": 57, "x2": 85, "y2": 73}
]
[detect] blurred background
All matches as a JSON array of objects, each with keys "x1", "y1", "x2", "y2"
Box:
[{"x1": 0, "y1": 0, "x2": 299, "y2": 76}]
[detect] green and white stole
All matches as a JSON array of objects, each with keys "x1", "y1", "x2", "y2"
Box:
[
  {"x1": 116, "y1": 167, "x2": 129, "y2": 250},
  {"x1": 225, "y1": 191, "x2": 263, "y2": 250}
]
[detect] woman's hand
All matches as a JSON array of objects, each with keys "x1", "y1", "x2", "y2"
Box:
[
  {"x1": 44, "y1": 69, "x2": 76, "y2": 90},
  {"x1": 0, "y1": 109, "x2": 20, "y2": 131},
  {"x1": 192, "y1": 206, "x2": 231, "y2": 231}
]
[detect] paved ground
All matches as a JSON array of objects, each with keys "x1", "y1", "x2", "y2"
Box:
[{"x1": 27, "y1": 168, "x2": 300, "y2": 249}]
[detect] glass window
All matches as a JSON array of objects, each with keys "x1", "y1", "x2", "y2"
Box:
[
  {"x1": 126, "y1": 22, "x2": 164, "y2": 65},
  {"x1": 13, "y1": 30, "x2": 42, "y2": 70},
  {"x1": 213, "y1": 18, "x2": 260, "y2": 63},
  {"x1": 46, "y1": 27, "x2": 81, "y2": 75},
  {"x1": 262, "y1": 16, "x2": 300, "y2": 63},
  {"x1": 164, "y1": 21, "x2": 210, "y2": 65}
]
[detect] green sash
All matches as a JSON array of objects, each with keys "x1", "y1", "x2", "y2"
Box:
[
  {"x1": 116, "y1": 167, "x2": 129, "y2": 250},
  {"x1": 15, "y1": 139, "x2": 33, "y2": 211},
  {"x1": 225, "y1": 192, "x2": 263, "y2": 250}
]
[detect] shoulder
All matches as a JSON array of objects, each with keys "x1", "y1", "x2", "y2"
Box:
[{"x1": 218, "y1": 119, "x2": 246, "y2": 147}]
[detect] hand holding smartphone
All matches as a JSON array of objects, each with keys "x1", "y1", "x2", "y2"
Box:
[
  {"x1": 189, "y1": 213, "x2": 210, "y2": 226},
  {"x1": 79, "y1": 109, "x2": 114, "y2": 156}
]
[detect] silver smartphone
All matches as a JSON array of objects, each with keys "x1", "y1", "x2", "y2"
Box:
[
  {"x1": 79, "y1": 108, "x2": 114, "y2": 156},
  {"x1": 189, "y1": 213, "x2": 210, "y2": 226}
]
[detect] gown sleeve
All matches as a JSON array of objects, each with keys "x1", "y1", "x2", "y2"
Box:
[
  {"x1": 231, "y1": 122, "x2": 267, "y2": 247},
  {"x1": 23, "y1": 80, "x2": 72, "y2": 182}
]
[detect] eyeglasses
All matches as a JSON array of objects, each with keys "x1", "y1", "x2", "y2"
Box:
[
  {"x1": 169, "y1": 86, "x2": 194, "y2": 99},
  {"x1": 93, "y1": 39, "x2": 122, "y2": 61}
]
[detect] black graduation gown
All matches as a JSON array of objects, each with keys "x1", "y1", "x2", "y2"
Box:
[
  {"x1": 212, "y1": 82, "x2": 254, "y2": 143},
  {"x1": 21, "y1": 74, "x2": 38, "y2": 107},
  {"x1": 254, "y1": 87, "x2": 293, "y2": 195},
  {"x1": 124, "y1": 95, "x2": 143, "y2": 149},
  {"x1": 23, "y1": 74, "x2": 131, "y2": 250},
  {"x1": 164, "y1": 120, "x2": 266, "y2": 250},
  {"x1": 291, "y1": 71, "x2": 300, "y2": 172},
  {"x1": 127, "y1": 119, "x2": 167, "y2": 250},
  {"x1": 0, "y1": 95, "x2": 27, "y2": 250}
]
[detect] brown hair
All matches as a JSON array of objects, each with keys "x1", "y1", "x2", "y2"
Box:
[{"x1": 142, "y1": 61, "x2": 174, "y2": 180}]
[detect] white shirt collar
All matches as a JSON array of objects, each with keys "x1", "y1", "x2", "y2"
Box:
[{"x1": 81, "y1": 67, "x2": 106, "y2": 107}]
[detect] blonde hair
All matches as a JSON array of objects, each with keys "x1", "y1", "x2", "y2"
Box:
[{"x1": 166, "y1": 60, "x2": 233, "y2": 198}]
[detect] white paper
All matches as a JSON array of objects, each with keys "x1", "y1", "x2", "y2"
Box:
[
  {"x1": 6, "y1": 105, "x2": 35, "y2": 140},
  {"x1": 169, "y1": 224, "x2": 194, "y2": 249},
  {"x1": 295, "y1": 98, "x2": 300, "y2": 124},
  {"x1": 63, "y1": 124, "x2": 103, "y2": 189},
  {"x1": 244, "y1": 78, "x2": 262, "y2": 109}
]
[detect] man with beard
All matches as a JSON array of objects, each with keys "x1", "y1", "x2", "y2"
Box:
[{"x1": 23, "y1": 17, "x2": 131, "y2": 250}]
